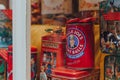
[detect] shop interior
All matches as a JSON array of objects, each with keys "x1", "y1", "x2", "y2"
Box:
[{"x1": 0, "y1": 0, "x2": 120, "y2": 80}]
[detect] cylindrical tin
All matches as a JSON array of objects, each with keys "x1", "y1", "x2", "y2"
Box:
[
  {"x1": 7, "y1": 45, "x2": 37, "y2": 80},
  {"x1": 66, "y1": 18, "x2": 94, "y2": 70}
]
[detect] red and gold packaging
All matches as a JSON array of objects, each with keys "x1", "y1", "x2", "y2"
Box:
[{"x1": 66, "y1": 18, "x2": 95, "y2": 70}]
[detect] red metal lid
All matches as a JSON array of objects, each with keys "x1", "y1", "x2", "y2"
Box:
[
  {"x1": 8, "y1": 45, "x2": 37, "y2": 53},
  {"x1": 67, "y1": 17, "x2": 95, "y2": 24},
  {"x1": 66, "y1": 18, "x2": 80, "y2": 24}
]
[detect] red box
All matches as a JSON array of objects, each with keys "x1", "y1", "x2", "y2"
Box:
[
  {"x1": 40, "y1": 34, "x2": 66, "y2": 79},
  {"x1": 40, "y1": 34, "x2": 66, "y2": 67}
]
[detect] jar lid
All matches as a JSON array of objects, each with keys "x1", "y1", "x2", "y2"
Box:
[
  {"x1": 8, "y1": 45, "x2": 37, "y2": 53},
  {"x1": 66, "y1": 17, "x2": 95, "y2": 24}
]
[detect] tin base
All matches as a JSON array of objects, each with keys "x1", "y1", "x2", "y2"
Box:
[
  {"x1": 51, "y1": 67, "x2": 100, "y2": 80},
  {"x1": 51, "y1": 67, "x2": 90, "y2": 80},
  {"x1": 66, "y1": 66, "x2": 94, "y2": 70}
]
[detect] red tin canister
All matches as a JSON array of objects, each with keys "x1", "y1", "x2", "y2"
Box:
[
  {"x1": 7, "y1": 45, "x2": 37, "y2": 80},
  {"x1": 66, "y1": 18, "x2": 95, "y2": 70}
]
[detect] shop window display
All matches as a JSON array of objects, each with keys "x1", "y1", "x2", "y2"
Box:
[
  {"x1": 37, "y1": 12, "x2": 101, "y2": 80},
  {"x1": 100, "y1": 0, "x2": 120, "y2": 80},
  {"x1": 0, "y1": 9, "x2": 12, "y2": 80},
  {"x1": 0, "y1": 0, "x2": 103, "y2": 80},
  {"x1": 1, "y1": 0, "x2": 115, "y2": 80},
  {"x1": 6, "y1": 0, "x2": 120, "y2": 80},
  {"x1": 100, "y1": 0, "x2": 120, "y2": 54},
  {"x1": 0, "y1": 0, "x2": 105, "y2": 80},
  {"x1": 0, "y1": 10, "x2": 12, "y2": 48},
  {"x1": 104, "y1": 55, "x2": 120, "y2": 80},
  {"x1": 0, "y1": 2, "x2": 12, "y2": 80},
  {"x1": 30, "y1": 0, "x2": 101, "y2": 80},
  {"x1": 100, "y1": 21, "x2": 120, "y2": 54}
]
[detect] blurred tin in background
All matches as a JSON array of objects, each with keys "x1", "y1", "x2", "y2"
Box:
[
  {"x1": 7, "y1": 45, "x2": 37, "y2": 80},
  {"x1": 0, "y1": 49, "x2": 8, "y2": 80}
]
